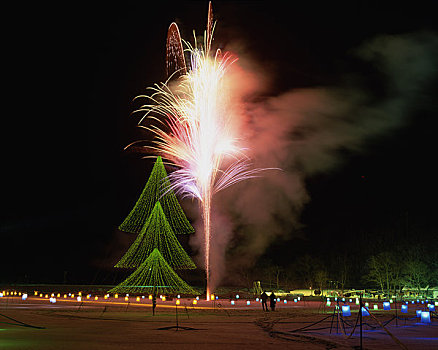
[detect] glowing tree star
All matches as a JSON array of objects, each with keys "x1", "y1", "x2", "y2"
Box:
[
  {"x1": 134, "y1": 2, "x2": 264, "y2": 300},
  {"x1": 115, "y1": 201, "x2": 196, "y2": 270}
]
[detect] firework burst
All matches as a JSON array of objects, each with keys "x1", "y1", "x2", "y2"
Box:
[{"x1": 133, "y1": 2, "x2": 265, "y2": 299}]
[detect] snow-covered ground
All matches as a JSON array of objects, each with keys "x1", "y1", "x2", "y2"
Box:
[{"x1": 1, "y1": 296, "x2": 436, "y2": 349}]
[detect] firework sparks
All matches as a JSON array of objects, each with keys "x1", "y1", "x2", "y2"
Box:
[{"x1": 135, "y1": 2, "x2": 265, "y2": 300}]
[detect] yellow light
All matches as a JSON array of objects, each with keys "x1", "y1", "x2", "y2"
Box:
[
  {"x1": 39, "y1": 293, "x2": 43, "y2": 297},
  {"x1": 193, "y1": 299, "x2": 197, "y2": 305},
  {"x1": 86, "y1": 295, "x2": 90, "y2": 299},
  {"x1": 14, "y1": 291, "x2": 17, "y2": 295},
  {"x1": 57, "y1": 293, "x2": 60, "y2": 298},
  {"x1": 210, "y1": 294, "x2": 215, "y2": 300},
  {"x1": 45, "y1": 294, "x2": 48, "y2": 298},
  {"x1": 64, "y1": 294, "x2": 67, "y2": 298},
  {"x1": 34, "y1": 291, "x2": 38, "y2": 296},
  {"x1": 19, "y1": 292, "x2": 22, "y2": 296},
  {"x1": 51, "y1": 293, "x2": 54, "y2": 297},
  {"x1": 95, "y1": 296, "x2": 98, "y2": 301},
  {"x1": 149, "y1": 295, "x2": 153, "y2": 300},
  {"x1": 79, "y1": 292, "x2": 82, "y2": 296},
  {"x1": 115, "y1": 294, "x2": 119, "y2": 299},
  {"x1": 125, "y1": 296, "x2": 129, "y2": 301},
  {"x1": 136, "y1": 297, "x2": 140, "y2": 302},
  {"x1": 176, "y1": 300, "x2": 180, "y2": 305},
  {"x1": 71, "y1": 294, "x2": 75, "y2": 298},
  {"x1": 104, "y1": 295, "x2": 108, "y2": 300},
  {"x1": 162, "y1": 296, "x2": 166, "y2": 301}
]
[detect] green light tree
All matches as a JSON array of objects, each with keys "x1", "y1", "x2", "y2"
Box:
[
  {"x1": 115, "y1": 201, "x2": 196, "y2": 270},
  {"x1": 119, "y1": 156, "x2": 194, "y2": 234},
  {"x1": 109, "y1": 248, "x2": 196, "y2": 295}
]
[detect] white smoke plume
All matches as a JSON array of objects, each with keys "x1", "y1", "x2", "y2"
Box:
[{"x1": 188, "y1": 31, "x2": 438, "y2": 289}]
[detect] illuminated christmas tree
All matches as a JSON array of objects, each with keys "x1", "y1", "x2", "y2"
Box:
[
  {"x1": 119, "y1": 156, "x2": 194, "y2": 234},
  {"x1": 115, "y1": 201, "x2": 196, "y2": 269},
  {"x1": 109, "y1": 248, "x2": 196, "y2": 295}
]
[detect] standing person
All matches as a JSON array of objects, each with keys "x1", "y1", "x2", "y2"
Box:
[
  {"x1": 261, "y1": 291, "x2": 268, "y2": 311},
  {"x1": 269, "y1": 292, "x2": 277, "y2": 311}
]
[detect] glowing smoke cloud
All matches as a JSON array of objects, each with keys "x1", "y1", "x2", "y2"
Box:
[{"x1": 134, "y1": 2, "x2": 265, "y2": 299}]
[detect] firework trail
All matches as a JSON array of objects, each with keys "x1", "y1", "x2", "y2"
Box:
[{"x1": 134, "y1": 2, "x2": 265, "y2": 299}]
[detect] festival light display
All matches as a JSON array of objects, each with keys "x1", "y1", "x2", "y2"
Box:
[
  {"x1": 134, "y1": 1, "x2": 265, "y2": 300},
  {"x1": 109, "y1": 248, "x2": 196, "y2": 294},
  {"x1": 115, "y1": 201, "x2": 196, "y2": 269},
  {"x1": 119, "y1": 156, "x2": 194, "y2": 235}
]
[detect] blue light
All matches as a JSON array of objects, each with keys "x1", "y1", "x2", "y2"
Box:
[
  {"x1": 342, "y1": 305, "x2": 351, "y2": 317},
  {"x1": 361, "y1": 307, "x2": 370, "y2": 316},
  {"x1": 420, "y1": 311, "x2": 431, "y2": 324},
  {"x1": 416, "y1": 310, "x2": 422, "y2": 317},
  {"x1": 401, "y1": 305, "x2": 408, "y2": 313},
  {"x1": 428, "y1": 304, "x2": 436, "y2": 312},
  {"x1": 231, "y1": 300, "x2": 235, "y2": 305},
  {"x1": 383, "y1": 302, "x2": 391, "y2": 311}
]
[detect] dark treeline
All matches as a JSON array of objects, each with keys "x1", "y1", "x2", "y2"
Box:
[{"x1": 236, "y1": 233, "x2": 437, "y2": 296}]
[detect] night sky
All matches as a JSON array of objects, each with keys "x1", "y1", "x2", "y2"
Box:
[{"x1": 3, "y1": 1, "x2": 437, "y2": 285}]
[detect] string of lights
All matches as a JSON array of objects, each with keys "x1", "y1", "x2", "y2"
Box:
[
  {"x1": 118, "y1": 156, "x2": 194, "y2": 234},
  {"x1": 109, "y1": 248, "x2": 196, "y2": 294},
  {"x1": 115, "y1": 201, "x2": 196, "y2": 270}
]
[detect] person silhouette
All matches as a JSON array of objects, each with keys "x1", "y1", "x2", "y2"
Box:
[
  {"x1": 261, "y1": 291, "x2": 268, "y2": 311},
  {"x1": 269, "y1": 292, "x2": 276, "y2": 311}
]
